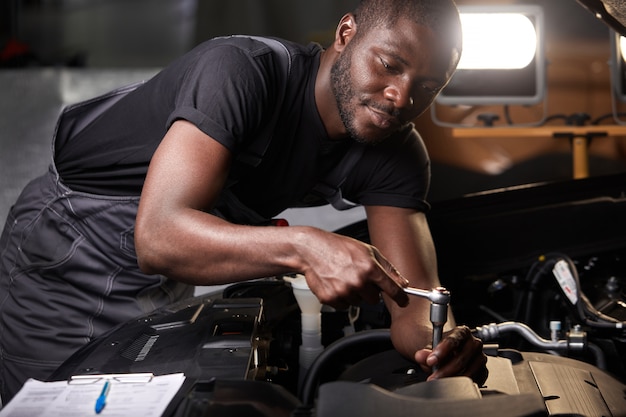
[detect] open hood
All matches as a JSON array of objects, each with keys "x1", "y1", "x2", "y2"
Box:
[{"x1": 577, "y1": 0, "x2": 626, "y2": 35}]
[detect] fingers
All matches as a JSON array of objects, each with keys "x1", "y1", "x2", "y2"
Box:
[
  {"x1": 317, "y1": 281, "x2": 397, "y2": 310},
  {"x1": 463, "y1": 351, "x2": 489, "y2": 386},
  {"x1": 414, "y1": 348, "x2": 434, "y2": 374},
  {"x1": 305, "y1": 272, "x2": 381, "y2": 310},
  {"x1": 370, "y1": 247, "x2": 410, "y2": 307},
  {"x1": 422, "y1": 326, "x2": 488, "y2": 385},
  {"x1": 372, "y1": 247, "x2": 409, "y2": 286},
  {"x1": 303, "y1": 237, "x2": 408, "y2": 309}
]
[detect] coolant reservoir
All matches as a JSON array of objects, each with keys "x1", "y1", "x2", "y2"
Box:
[{"x1": 284, "y1": 274, "x2": 324, "y2": 384}]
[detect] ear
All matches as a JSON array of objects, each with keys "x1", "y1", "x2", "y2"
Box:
[{"x1": 332, "y1": 13, "x2": 357, "y2": 52}]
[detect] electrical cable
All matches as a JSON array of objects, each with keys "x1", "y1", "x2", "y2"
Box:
[
  {"x1": 543, "y1": 114, "x2": 569, "y2": 124},
  {"x1": 504, "y1": 104, "x2": 513, "y2": 125},
  {"x1": 610, "y1": 84, "x2": 626, "y2": 125},
  {"x1": 541, "y1": 253, "x2": 625, "y2": 329},
  {"x1": 523, "y1": 255, "x2": 558, "y2": 325},
  {"x1": 590, "y1": 112, "x2": 626, "y2": 125}
]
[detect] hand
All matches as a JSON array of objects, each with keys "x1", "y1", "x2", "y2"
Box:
[
  {"x1": 297, "y1": 229, "x2": 410, "y2": 310},
  {"x1": 414, "y1": 325, "x2": 488, "y2": 386}
]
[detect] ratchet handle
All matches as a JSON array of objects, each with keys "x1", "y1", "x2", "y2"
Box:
[{"x1": 403, "y1": 286, "x2": 450, "y2": 349}]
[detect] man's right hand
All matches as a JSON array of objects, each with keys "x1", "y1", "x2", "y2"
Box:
[{"x1": 293, "y1": 228, "x2": 410, "y2": 309}]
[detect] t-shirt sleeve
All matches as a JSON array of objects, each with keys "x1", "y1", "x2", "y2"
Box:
[
  {"x1": 343, "y1": 127, "x2": 431, "y2": 212},
  {"x1": 165, "y1": 39, "x2": 277, "y2": 153}
]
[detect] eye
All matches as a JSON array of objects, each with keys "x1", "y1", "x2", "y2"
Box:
[
  {"x1": 379, "y1": 57, "x2": 395, "y2": 72},
  {"x1": 421, "y1": 83, "x2": 441, "y2": 95}
]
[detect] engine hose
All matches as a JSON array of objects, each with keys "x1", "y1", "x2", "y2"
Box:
[
  {"x1": 298, "y1": 328, "x2": 393, "y2": 406},
  {"x1": 473, "y1": 321, "x2": 608, "y2": 370},
  {"x1": 587, "y1": 342, "x2": 608, "y2": 370},
  {"x1": 473, "y1": 321, "x2": 568, "y2": 351}
]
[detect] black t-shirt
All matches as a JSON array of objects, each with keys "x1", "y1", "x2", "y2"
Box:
[{"x1": 54, "y1": 36, "x2": 431, "y2": 221}]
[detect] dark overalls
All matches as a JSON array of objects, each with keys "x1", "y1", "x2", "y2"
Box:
[{"x1": 0, "y1": 85, "x2": 194, "y2": 403}]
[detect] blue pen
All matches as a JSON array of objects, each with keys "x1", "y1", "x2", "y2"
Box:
[{"x1": 95, "y1": 380, "x2": 110, "y2": 414}]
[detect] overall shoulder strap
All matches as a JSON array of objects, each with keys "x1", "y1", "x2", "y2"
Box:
[
  {"x1": 213, "y1": 36, "x2": 294, "y2": 224},
  {"x1": 227, "y1": 38, "x2": 364, "y2": 212},
  {"x1": 311, "y1": 143, "x2": 366, "y2": 211},
  {"x1": 230, "y1": 36, "x2": 292, "y2": 168}
]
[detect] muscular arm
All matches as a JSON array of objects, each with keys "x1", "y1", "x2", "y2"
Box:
[
  {"x1": 366, "y1": 205, "x2": 445, "y2": 350},
  {"x1": 366, "y1": 205, "x2": 487, "y2": 384},
  {"x1": 135, "y1": 120, "x2": 409, "y2": 307}
]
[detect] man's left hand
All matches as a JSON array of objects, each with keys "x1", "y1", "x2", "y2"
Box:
[{"x1": 414, "y1": 325, "x2": 488, "y2": 386}]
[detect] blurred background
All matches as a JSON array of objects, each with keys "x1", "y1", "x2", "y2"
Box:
[
  {"x1": 0, "y1": 0, "x2": 358, "y2": 68},
  {"x1": 1, "y1": 0, "x2": 626, "y2": 221}
]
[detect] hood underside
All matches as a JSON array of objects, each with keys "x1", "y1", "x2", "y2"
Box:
[{"x1": 577, "y1": 0, "x2": 626, "y2": 35}]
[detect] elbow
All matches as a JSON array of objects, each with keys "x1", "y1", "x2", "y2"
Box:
[
  {"x1": 136, "y1": 248, "x2": 159, "y2": 275},
  {"x1": 134, "y1": 219, "x2": 166, "y2": 275}
]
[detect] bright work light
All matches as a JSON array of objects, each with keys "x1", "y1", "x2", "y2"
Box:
[{"x1": 436, "y1": 5, "x2": 546, "y2": 107}]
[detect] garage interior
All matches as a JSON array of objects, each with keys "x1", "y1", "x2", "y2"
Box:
[{"x1": 1, "y1": 1, "x2": 626, "y2": 416}]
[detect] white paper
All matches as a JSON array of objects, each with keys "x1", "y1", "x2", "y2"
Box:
[{"x1": 0, "y1": 373, "x2": 186, "y2": 417}]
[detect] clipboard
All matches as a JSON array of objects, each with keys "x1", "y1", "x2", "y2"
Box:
[{"x1": 0, "y1": 372, "x2": 185, "y2": 417}]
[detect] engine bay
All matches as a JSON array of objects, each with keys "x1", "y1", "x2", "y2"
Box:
[
  {"x1": 49, "y1": 173, "x2": 626, "y2": 416},
  {"x1": 50, "y1": 271, "x2": 626, "y2": 417}
]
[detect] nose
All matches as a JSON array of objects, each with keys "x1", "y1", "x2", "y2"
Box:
[{"x1": 383, "y1": 81, "x2": 414, "y2": 111}]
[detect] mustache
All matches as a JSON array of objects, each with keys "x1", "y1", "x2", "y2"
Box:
[{"x1": 363, "y1": 99, "x2": 401, "y2": 119}]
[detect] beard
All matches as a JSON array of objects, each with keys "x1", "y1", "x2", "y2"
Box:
[{"x1": 330, "y1": 47, "x2": 402, "y2": 146}]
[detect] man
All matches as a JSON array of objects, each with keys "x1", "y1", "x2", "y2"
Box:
[{"x1": 0, "y1": 0, "x2": 486, "y2": 403}]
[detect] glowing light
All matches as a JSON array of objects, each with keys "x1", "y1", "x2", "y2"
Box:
[{"x1": 458, "y1": 13, "x2": 538, "y2": 70}]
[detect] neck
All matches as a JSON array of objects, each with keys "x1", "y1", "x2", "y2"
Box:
[{"x1": 315, "y1": 49, "x2": 349, "y2": 140}]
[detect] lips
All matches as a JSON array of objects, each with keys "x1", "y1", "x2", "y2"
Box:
[{"x1": 367, "y1": 106, "x2": 398, "y2": 130}]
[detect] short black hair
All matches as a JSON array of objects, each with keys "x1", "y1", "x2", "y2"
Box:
[{"x1": 352, "y1": 0, "x2": 462, "y2": 52}]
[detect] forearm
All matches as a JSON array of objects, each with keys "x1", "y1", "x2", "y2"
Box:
[
  {"x1": 136, "y1": 205, "x2": 410, "y2": 310},
  {"x1": 365, "y1": 205, "x2": 446, "y2": 352},
  {"x1": 136, "y1": 208, "x2": 317, "y2": 285},
  {"x1": 364, "y1": 208, "x2": 487, "y2": 382}
]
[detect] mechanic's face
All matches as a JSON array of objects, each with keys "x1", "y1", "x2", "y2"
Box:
[{"x1": 330, "y1": 18, "x2": 458, "y2": 145}]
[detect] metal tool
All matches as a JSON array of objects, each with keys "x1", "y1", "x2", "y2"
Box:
[{"x1": 403, "y1": 286, "x2": 451, "y2": 349}]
